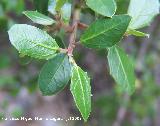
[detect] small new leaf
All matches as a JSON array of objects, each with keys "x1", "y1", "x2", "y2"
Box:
[
  {"x1": 86, "y1": 0, "x2": 117, "y2": 17},
  {"x1": 38, "y1": 54, "x2": 72, "y2": 96},
  {"x1": 128, "y1": 0, "x2": 160, "y2": 29},
  {"x1": 80, "y1": 15, "x2": 131, "y2": 48},
  {"x1": 70, "y1": 65, "x2": 91, "y2": 122},
  {"x1": 8, "y1": 24, "x2": 59, "y2": 59},
  {"x1": 55, "y1": 0, "x2": 66, "y2": 11},
  {"x1": 126, "y1": 29, "x2": 149, "y2": 38},
  {"x1": 23, "y1": 11, "x2": 55, "y2": 25},
  {"x1": 107, "y1": 46, "x2": 136, "y2": 94},
  {"x1": 48, "y1": 0, "x2": 71, "y2": 23}
]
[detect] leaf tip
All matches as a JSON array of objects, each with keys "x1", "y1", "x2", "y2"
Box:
[
  {"x1": 22, "y1": 11, "x2": 26, "y2": 14},
  {"x1": 146, "y1": 34, "x2": 150, "y2": 38},
  {"x1": 79, "y1": 107, "x2": 91, "y2": 122}
]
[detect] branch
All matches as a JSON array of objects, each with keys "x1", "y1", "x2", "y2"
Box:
[
  {"x1": 67, "y1": 8, "x2": 81, "y2": 56},
  {"x1": 113, "y1": 94, "x2": 130, "y2": 126}
]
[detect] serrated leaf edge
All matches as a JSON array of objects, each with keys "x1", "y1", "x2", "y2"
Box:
[
  {"x1": 70, "y1": 65, "x2": 91, "y2": 121},
  {"x1": 81, "y1": 15, "x2": 131, "y2": 44}
]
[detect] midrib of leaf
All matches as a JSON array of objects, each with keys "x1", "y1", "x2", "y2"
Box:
[
  {"x1": 47, "y1": 55, "x2": 66, "y2": 88},
  {"x1": 42, "y1": 52, "x2": 57, "y2": 58},
  {"x1": 115, "y1": 48, "x2": 129, "y2": 86},
  {"x1": 21, "y1": 38, "x2": 58, "y2": 51},
  {"x1": 31, "y1": 15, "x2": 52, "y2": 22},
  {"x1": 82, "y1": 20, "x2": 125, "y2": 42},
  {"x1": 73, "y1": 66, "x2": 87, "y2": 117},
  {"x1": 31, "y1": 14, "x2": 54, "y2": 22}
]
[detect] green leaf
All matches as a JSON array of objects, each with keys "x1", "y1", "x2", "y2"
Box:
[
  {"x1": 55, "y1": 0, "x2": 66, "y2": 11},
  {"x1": 23, "y1": 11, "x2": 55, "y2": 26},
  {"x1": 80, "y1": 15, "x2": 131, "y2": 49},
  {"x1": 70, "y1": 65, "x2": 91, "y2": 122},
  {"x1": 128, "y1": 0, "x2": 160, "y2": 29},
  {"x1": 48, "y1": 0, "x2": 71, "y2": 23},
  {"x1": 86, "y1": 0, "x2": 117, "y2": 17},
  {"x1": 33, "y1": 0, "x2": 49, "y2": 15},
  {"x1": 127, "y1": 29, "x2": 149, "y2": 37},
  {"x1": 8, "y1": 24, "x2": 59, "y2": 59},
  {"x1": 107, "y1": 46, "x2": 135, "y2": 94},
  {"x1": 38, "y1": 53, "x2": 72, "y2": 96}
]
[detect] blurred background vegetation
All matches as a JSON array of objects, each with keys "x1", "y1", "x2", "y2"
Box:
[{"x1": 0, "y1": 0, "x2": 160, "y2": 126}]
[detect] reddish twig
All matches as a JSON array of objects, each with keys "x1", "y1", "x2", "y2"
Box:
[{"x1": 67, "y1": 8, "x2": 80, "y2": 56}]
